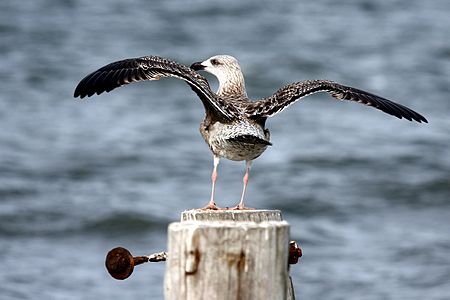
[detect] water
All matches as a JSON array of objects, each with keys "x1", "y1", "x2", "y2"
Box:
[{"x1": 1, "y1": 0, "x2": 449, "y2": 299}]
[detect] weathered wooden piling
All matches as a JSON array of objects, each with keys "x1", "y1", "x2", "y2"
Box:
[{"x1": 164, "y1": 209, "x2": 293, "y2": 300}]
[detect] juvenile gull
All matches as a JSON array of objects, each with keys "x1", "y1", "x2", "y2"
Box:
[{"x1": 74, "y1": 55, "x2": 427, "y2": 209}]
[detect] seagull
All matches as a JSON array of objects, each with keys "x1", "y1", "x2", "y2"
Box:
[{"x1": 74, "y1": 55, "x2": 427, "y2": 210}]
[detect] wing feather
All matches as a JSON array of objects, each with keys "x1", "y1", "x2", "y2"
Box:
[
  {"x1": 246, "y1": 80, "x2": 427, "y2": 123},
  {"x1": 74, "y1": 55, "x2": 240, "y2": 121}
]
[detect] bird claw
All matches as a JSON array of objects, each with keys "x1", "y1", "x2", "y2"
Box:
[
  {"x1": 228, "y1": 204, "x2": 254, "y2": 210},
  {"x1": 201, "y1": 202, "x2": 221, "y2": 210}
]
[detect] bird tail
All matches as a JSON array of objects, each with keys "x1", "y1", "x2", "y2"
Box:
[{"x1": 228, "y1": 135, "x2": 272, "y2": 146}]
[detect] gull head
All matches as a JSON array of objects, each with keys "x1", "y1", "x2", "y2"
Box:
[{"x1": 191, "y1": 55, "x2": 246, "y2": 96}]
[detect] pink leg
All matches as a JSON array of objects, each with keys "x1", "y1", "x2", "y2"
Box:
[
  {"x1": 203, "y1": 156, "x2": 220, "y2": 210},
  {"x1": 235, "y1": 160, "x2": 252, "y2": 210}
]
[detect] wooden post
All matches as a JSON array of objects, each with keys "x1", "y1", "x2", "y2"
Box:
[{"x1": 164, "y1": 209, "x2": 293, "y2": 300}]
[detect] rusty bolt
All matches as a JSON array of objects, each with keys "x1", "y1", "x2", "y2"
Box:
[
  {"x1": 105, "y1": 247, "x2": 167, "y2": 280},
  {"x1": 105, "y1": 247, "x2": 141, "y2": 280},
  {"x1": 288, "y1": 241, "x2": 302, "y2": 264}
]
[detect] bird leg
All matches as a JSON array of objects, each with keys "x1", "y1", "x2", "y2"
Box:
[
  {"x1": 233, "y1": 160, "x2": 252, "y2": 210},
  {"x1": 202, "y1": 155, "x2": 220, "y2": 210}
]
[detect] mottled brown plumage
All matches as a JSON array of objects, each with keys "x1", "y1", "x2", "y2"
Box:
[
  {"x1": 74, "y1": 54, "x2": 427, "y2": 209},
  {"x1": 74, "y1": 56, "x2": 241, "y2": 122}
]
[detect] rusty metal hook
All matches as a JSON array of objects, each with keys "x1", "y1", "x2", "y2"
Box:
[
  {"x1": 289, "y1": 241, "x2": 302, "y2": 264},
  {"x1": 105, "y1": 247, "x2": 167, "y2": 280}
]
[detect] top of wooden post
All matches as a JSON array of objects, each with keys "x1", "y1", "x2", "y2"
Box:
[
  {"x1": 167, "y1": 209, "x2": 291, "y2": 300},
  {"x1": 181, "y1": 209, "x2": 283, "y2": 223}
]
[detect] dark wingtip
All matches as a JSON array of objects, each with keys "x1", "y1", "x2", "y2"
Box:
[
  {"x1": 74, "y1": 74, "x2": 90, "y2": 99},
  {"x1": 410, "y1": 112, "x2": 428, "y2": 123},
  {"x1": 73, "y1": 84, "x2": 87, "y2": 99},
  {"x1": 73, "y1": 88, "x2": 82, "y2": 98},
  {"x1": 419, "y1": 115, "x2": 428, "y2": 123},
  {"x1": 402, "y1": 113, "x2": 428, "y2": 123}
]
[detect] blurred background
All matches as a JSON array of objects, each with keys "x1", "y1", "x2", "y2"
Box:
[{"x1": 1, "y1": 0, "x2": 449, "y2": 299}]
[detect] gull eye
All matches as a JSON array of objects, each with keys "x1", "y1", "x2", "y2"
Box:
[{"x1": 210, "y1": 58, "x2": 221, "y2": 66}]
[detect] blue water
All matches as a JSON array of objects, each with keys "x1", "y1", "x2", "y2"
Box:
[{"x1": 1, "y1": 0, "x2": 449, "y2": 299}]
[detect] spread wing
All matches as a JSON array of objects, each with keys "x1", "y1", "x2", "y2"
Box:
[
  {"x1": 246, "y1": 80, "x2": 427, "y2": 123},
  {"x1": 73, "y1": 55, "x2": 240, "y2": 121}
]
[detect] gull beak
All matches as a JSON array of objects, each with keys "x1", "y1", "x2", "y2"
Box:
[{"x1": 190, "y1": 61, "x2": 205, "y2": 71}]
